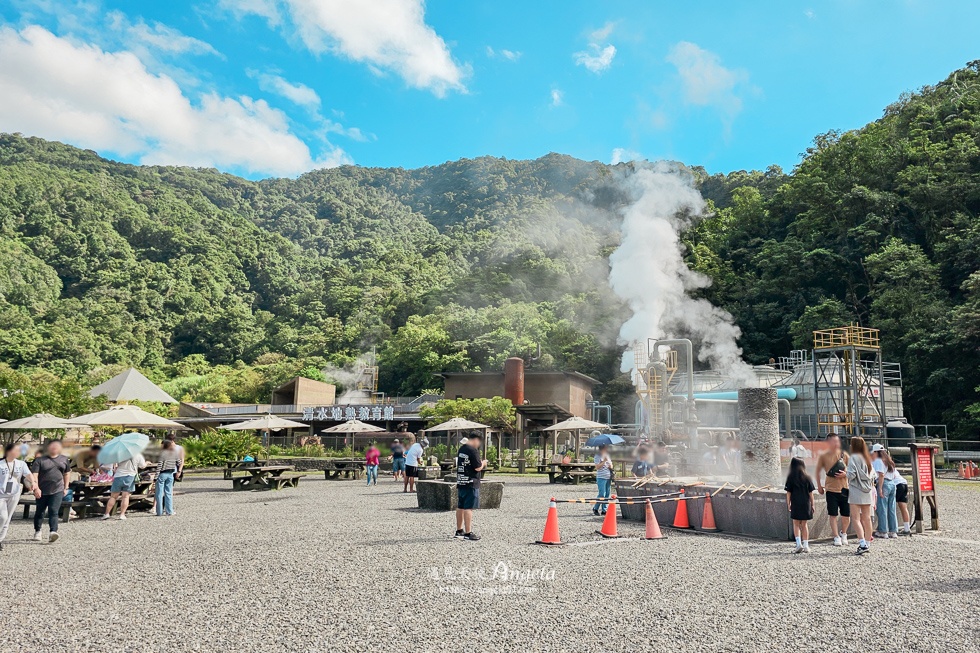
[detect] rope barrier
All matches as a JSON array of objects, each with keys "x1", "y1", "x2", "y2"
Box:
[
  {"x1": 558, "y1": 491, "x2": 682, "y2": 504},
  {"x1": 554, "y1": 493, "x2": 706, "y2": 506}
]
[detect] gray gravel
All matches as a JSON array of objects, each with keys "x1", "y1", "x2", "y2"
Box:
[{"x1": 1, "y1": 473, "x2": 979, "y2": 652}]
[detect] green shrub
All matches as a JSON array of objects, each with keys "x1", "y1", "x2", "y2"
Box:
[{"x1": 183, "y1": 431, "x2": 264, "y2": 468}]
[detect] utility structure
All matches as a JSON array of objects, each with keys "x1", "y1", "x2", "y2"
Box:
[
  {"x1": 633, "y1": 339, "x2": 699, "y2": 446},
  {"x1": 812, "y1": 325, "x2": 890, "y2": 438}
]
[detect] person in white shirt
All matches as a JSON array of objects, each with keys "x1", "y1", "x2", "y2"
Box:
[
  {"x1": 101, "y1": 452, "x2": 147, "y2": 521},
  {"x1": 789, "y1": 439, "x2": 807, "y2": 460},
  {"x1": 0, "y1": 443, "x2": 33, "y2": 550},
  {"x1": 403, "y1": 438, "x2": 425, "y2": 493}
]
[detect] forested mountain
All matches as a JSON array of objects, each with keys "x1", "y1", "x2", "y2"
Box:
[{"x1": 1, "y1": 62, "x2": 978, "y2": 436}]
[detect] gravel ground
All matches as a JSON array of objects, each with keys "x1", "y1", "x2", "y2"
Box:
[{"x1": 1, "y1": 473, "x2": 979, "y2": 652}]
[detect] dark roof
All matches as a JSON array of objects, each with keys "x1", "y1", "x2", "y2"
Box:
[
  {"x1": 433, "y1": 370, "x2": 601, "y2": 385},
  {"x1": 88, "y1": 368, "x2": 176, "y2": 404}
]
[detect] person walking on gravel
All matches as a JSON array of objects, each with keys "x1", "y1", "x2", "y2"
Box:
[
  {"x1": 816, "y1": 434, "x2": 850, "y2": 547},
  {"x1": 365, "y1": 443, "x2": 380, "y2": 486},
  {"x1": 455, "y1": 433, "x2": 487, "y2": 541},
  {"x1": 30, "y1": 439, "x2": 71, "y2": 543},
  {"x1": 101, "y1": 451, "x2": 147, "y2": 521},
  {"x1": 0, "y1": 443, "x2": 33, "y2": 550},
  {"x1": 389, "y1": 439, "x2": 406, "y2": 483},
  {"x1": 785, "y1": 457, "x2": 815, "y2": 553},
  {"x1": 847, "y1": 437, "x2": 876, "y2": 555},
  {"x1": 404, "y1": 437, "x2": 425, "y2": 493}
]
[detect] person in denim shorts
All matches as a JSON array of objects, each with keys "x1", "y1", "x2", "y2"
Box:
[{"x1": 389, "y1": 439, "x2": 406, "y2": 482}]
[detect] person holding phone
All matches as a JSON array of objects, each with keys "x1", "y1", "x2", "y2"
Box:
[
  {"x1": 785, "y1": 457, "x2": 816, "y2": 553},
  {"x1": 0, "y1": 443, "x2": 33, "y2": 550},
  {"x1": 846, "y1": 437, "x2": 876, "y2": 555},
  {"x1": 816, "y1": 434, "x2": 850, "y2": 547},
  {"x1": 593, "y1": 444, "x2": 613, "y2": 516},
  {"x1": 455, "y1": 433, "x2": 487, "y2": 541}
]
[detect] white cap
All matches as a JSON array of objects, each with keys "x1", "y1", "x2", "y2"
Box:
[{"x1": 870, "y1": 443, "x2": 885, "y2": 452}]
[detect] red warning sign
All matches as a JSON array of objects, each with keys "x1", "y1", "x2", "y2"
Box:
[{"x1": 916, "y1": 448, "x2": 933, "y2": 492}]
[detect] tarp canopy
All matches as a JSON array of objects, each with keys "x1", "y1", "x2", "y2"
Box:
[{"x1": 88, "y1": 368, "x2": 177, "y2": 404}]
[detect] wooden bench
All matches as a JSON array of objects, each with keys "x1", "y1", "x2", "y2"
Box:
[
  {"x1": 233, "y1": 472, "x2": 302, "y2": 491},
  {"x1": 92, "y1": 493, "x2": 154, "y2": 515},
  {"x1": 18, "y1": 497, "x2": 97, "y2": 520},
  {"x1": 566, "y1": 470, "x2": 598, "y2": 485},
  {"x1": 322, "y1": 464, "x2": 363, "y2": 480},
  {"x1": 268, "y1": 474, "x2": 303, "y2": 490}
]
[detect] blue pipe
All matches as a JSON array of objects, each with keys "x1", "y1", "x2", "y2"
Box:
[{"x1": 690, "y1": 388, "x2": 798, "y2": 401}]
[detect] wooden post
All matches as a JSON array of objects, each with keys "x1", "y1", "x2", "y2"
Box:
[{"x1": 909, "y1": 442, "x2": 940, "y2": 533}]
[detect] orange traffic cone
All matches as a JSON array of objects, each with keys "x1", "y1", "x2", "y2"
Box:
[
  {"x1": 972, "y1": 462, "x2": 978, "y2": 479},
  {"x1": 700, "y1": 494, "x2": 720, "y2": 532},
  {"x1": 672, "y1": 490, "x2": 691, "y2": 529},
  {"x1": 959, "y1": 462, "x2": 966, "y2": 478},
  {"x1": 597, "y1": 495, "x2": 620, "y2": 538},
  {"x1": 535, "y1": 498, "x2": 564, "y2": 545},
  {"x1": 644, "y1": 499, "x2": 664, "y2": 540}
]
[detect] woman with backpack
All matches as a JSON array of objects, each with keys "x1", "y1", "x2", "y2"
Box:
[{"x1": 846, "y1": 437, "x2": 876, "y2": 555}]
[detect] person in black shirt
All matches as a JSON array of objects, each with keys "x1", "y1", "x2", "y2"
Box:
[
  {"x1": 29, "y1": 439, "x2": 71, "y2": 543},
  {"x1": 455, "y1": 433, "x2": 487, "y2": 541},
  {"x1": 784, "y1": 457, "x2": 816, "y2": 553}
]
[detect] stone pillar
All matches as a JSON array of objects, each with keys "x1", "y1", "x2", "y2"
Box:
[{"x1": 737, "y1": 388, "x2": 781, "y2": 487}]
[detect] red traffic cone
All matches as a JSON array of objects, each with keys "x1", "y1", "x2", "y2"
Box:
[
  {"x1": 700, "y1": 494, "x2": 720, "y2": 532},
  {"x1": 959, "y1": 462, "x2": 966, "y2": 478},
  {"x1": 672, "y1": 490, "x2": 691, "y2": 529},
  {"x1": 535, "y1": 498, "x2": 564, "y2": 545},
  {"x1": 597, "y1": 495, "x2": 620, "y2": 538},
  {"x1": 644, "y1": 499, "x2": 664, "y2": 540}
]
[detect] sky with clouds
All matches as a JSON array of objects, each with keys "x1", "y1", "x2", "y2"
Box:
[{"x1": 1, "y1": 1, "x2": 978, "y2": 179}]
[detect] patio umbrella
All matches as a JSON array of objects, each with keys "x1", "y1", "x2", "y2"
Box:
[
  {"x1": 319, "y1": 420, "x2": 385, "y2": 433},
  {"x1": 543, "y1": 416, "x2": 609, "y2": 461},
  {"x1": 0, "y1": 413, "x2": 78, "y2": 430},
  {"x1": 69, "y1": 405, "x2": 188, "y2": 430},
  {"x1": 220, "y1": 414, "x2": 308, "y2": 431},
  {"x1": 98, "y1": 432, "x2": 150, "y2": 465},
  {"x1": 425, "y1": 417, "x2": 491, "y2": 459},
  {"x1": 585, "y1": 433, "x2": 625, "y2": 447}
]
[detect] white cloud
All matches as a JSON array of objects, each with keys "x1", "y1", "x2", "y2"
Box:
[
  {"x1": 804, "y1": 9, "x2": 815, "y2": 19},
  {"x1": 107, "y1": 12, "x2": 220, "y2": 57},
  {"x1": 610, "y1": 147, "x2": 640, "y2": 164},
  {"x1": 0, "y1": 26, "x2": 349, "y2": 177},
  {"x1": 590, "y1": 21, "x2": 616, "y2": 41},
  {"x1": 248, "y1": 69, "x2": 321, "y2": 108},
  {"x1": 666, "y1": 41, "x2": 748, "y2": 123},
  {"x1": 224, "y1": 0, "x2": 468, "y2": 96},
  {"x1": 574, "y1": 43, "x2": 616, "y2": 74},
  {"x1": 487, "y1": 46, "x2": 521, "y2": 61},
  {"x1": 550, "y1": 88, "x2": 564, "y2": 107}
]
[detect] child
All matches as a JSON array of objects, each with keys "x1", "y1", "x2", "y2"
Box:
[{"x1": 785, "y1": 457, "x2": 816, "y2": 553}]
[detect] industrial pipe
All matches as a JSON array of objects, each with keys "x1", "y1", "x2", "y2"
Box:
[
  {"x1": 777, "y1": 398, "x2": 792, "y2": 440},
  {"x1": 692, "y1": 396, "x2": 792, "y2": 439},
  {"x1": 649, "y1": 338, "x2": 697, "y2": 448},
  {"x1": 693, "y1": 388, "x2": 798, "y2": 401}
]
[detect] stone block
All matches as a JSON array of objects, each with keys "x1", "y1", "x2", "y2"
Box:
[{"x1": 416, "y1": 480, "x2": 504, "y2": 511}]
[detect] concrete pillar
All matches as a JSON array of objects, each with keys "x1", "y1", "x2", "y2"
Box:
[{"x1": 737, "y1": 388, "x2": 781, "y2": 487}]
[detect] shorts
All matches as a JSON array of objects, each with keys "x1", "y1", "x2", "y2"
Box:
[
  {"x1": 110, "y1": 475, "x2": 136, "y2": 493},
  {"x1": 405, "y1": 465, "x2": 418, "y2": 478},
  {"x1": 826, "y1": 489, "x2": 850, "y2": 517},
  {"x1": 457, "y1": 485, "x2": 480, "y2": 510},
  {"x1": 895, "y1": 483, "x2": 908, "y2": 503},
  {"x1": 392, "y1": 458, "x2": 406, "y2": 473}
]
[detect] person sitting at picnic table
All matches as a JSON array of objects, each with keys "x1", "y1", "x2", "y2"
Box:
[
  {"x1": 101, "y1": 451, "x2": 148, "y2": 521},
  {"x1": 155, "y1": 439, "x2": 182, "y2": 517},
  {"x1": 364, "y1": 442, "x2": 380, "y2": 486},
  {"x1": 66, "y1": 444, "x2": 102, "y2": 517},
  {"x1": 653, "y1": 441, "x2": 670, "y2": 476},
  {"x1": 631, "y1": 444, "x2": 652, "y2": 477}
]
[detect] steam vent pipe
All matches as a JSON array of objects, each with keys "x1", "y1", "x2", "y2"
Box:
[
  {"x1": 649, "y1": 338, "x2": 697, "y2": 446},
  {"x1": 504, "y1": 357, "x2": 525, "y2": 406},
  {"x1": 737, "y1": 388, "x2": 781, "y2": 487}
]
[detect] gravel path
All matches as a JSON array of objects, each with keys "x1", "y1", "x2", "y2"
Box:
[{"x1": 1, "y1": 474, "x2": 978, "y2": 652}]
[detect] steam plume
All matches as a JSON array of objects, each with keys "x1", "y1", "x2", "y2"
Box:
[{"x1": 610, "y1": 162, "x2": 755, "y2": 386}]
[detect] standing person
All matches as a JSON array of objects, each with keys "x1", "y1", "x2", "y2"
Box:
[
  {"x1": 454, "y1": 432, "x2": 487, "y2": 541},
  {"x1": 593, "y1": 445, "x2": 613, "y2": 516},
  {"x1": 653, "y1": 441, "x2": 671, "y2": 476},
  {"x1": 816, "y1": 434, "x2": 850, "y2": 547},
  {"x1": 171, "y1": 436, "x2": 186, "y2": 482},
  {"x1": 404, "y1": 437, "x2": 425, "y2": 493},
  {"x1": 894, "y1": 465, "x2": 912, "y2": 535},
  {"x1": 29, "y1": 439, "x2": 71, "y2": 543},
  {"x1": 0, "y1": 443, "x2": 33, "y2": 550},
  {"x1": 364, "y1": 442, "x2": 380, "y2": 486},
  {"x1": 154, "y1": 439, "x2": 181, "y2": 517},
  {"x1": 871, "y1": 446, "x2": 899, "y2": 539},
  {"x1": 846, "y1": 437, "x2": 876, "y2": 555},
  {"x1": 389, "y1": 439, "x2": 406, "y2": 483},
  {"x1": 789, "y1": 438, "x2": 807, "y2": 460},
  {"x1": 19, "y1": 441, "x2": 30, "y2": 461},
  {"x1": 784, "y1": 457, "x2": 816, "y2": 553},
  {"x1": 101, "y1": 450, "x2": 147, "y2": 521}
]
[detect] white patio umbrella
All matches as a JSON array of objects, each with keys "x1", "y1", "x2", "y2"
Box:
[
  {"x1": 543, "y1": 415, "x2": 609, "y2": 460},
  {"x1": 68, "y1": 405, "x2": 189, "y2": 430},
  {"x1": 319, "y1": 419, "x2": 385, "y2": 450},
  {"x1": 425, "y1": 417, "x2": 491, "y2": 459},
  {"x1": 220, "y1": 414, "x2": 309, "y2": 431},
  {"x1": 0, "y1": 413, "x2": 78, "y2": 430}
]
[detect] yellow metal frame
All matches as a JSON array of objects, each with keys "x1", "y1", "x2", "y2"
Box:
[
  {"x1": 632, "y1": 344, "x2": 679, "y2": 437},
  {"x1": 813, "y1": 324, "x2": 880, "y2": 350}
]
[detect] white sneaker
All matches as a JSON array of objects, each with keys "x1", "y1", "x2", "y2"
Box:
[
  {"x1": 100, "y1": 515, "x2": 111, "y2": 521},
  {"x1": 48, "y1": 532, "x2": 59, "y2": 543},
  {"x1": 118, "y1": 515, "x2": 127, "y2": 521},
  {"x1": 802, "y1": 545, "x2": 811, "y2": 553},
  {"x1": 793, "y1": 544, "x2": 804, "y2": 554},
  {"x1": 833, "y1": 536, "x2": 842, "y2": 547},
  {"x1": 33, "y1": 531, "x2": 42, "y2": 541},
  {"x1": 840, "y1": 533, "x2": 848, "y2": 545},
  {"x1": 888, "y1": 532, "x2": 898, "y2": 539},
  {"x1": 873, "y1": 531, "x2": 886, "y2": 539}
]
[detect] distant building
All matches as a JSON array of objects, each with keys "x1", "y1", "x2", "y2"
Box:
[
  {"x1": 88, "y1": 367, "x2": 176, "y2": 404},
  {"x1": 434, "y1": 370, "x2": 600, "y2": 419},
  {"x1": 271, "y1": 376, "x2": 336, "y2": 407}
]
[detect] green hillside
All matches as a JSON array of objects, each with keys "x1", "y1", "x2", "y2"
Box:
[{"x1": 1, "y1": 62, "x2": 978, "y2": 436}]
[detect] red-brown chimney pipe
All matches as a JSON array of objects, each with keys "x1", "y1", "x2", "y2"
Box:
[{"x1": 503, "y1": 357, "x2": 525, "y2": 406}]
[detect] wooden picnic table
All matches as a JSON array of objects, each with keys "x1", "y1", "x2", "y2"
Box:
[
  {"x1": 547, "y1": 462, "x2": 599, "y2": 484},
  {"x1": 232, "y1": 465, "x2": 300, "y2": 491},
  {"x1": 224, "y1": 459, "x2": 263, "y2": 480},
  {"x1": 322, "y1": 459, "x2": 365, "y2": 481}
]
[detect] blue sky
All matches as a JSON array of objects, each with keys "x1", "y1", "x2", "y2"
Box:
[{"x1": 1, "y1": 1, "x2": 978, "y2": 179}]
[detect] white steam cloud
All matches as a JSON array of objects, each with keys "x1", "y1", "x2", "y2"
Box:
[{"x1": 609, "y1": 162, "x2": 755, "y2": 385}]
